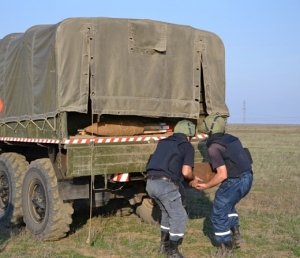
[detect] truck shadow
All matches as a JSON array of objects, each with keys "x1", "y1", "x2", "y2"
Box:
[
  {"x1": 69, "y1": 198, "x2": 135, "y2": 235},
  {"x1": 0, "y1": 223, "x2": 23, "y2": 253},
  {"x1": 70, "y1": 190, "x2": 216, "y2": 245},
  {"x1": 185, "y1": 188, "x2": 215, "y2": 245},
  {"x1": 0, "y1": 203, "x2": 24, "y2": 253},
  {"x1": 0, "y1": 226, "x2": 9, "y2": 253}
]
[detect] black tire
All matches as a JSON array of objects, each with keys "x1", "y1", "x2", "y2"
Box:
[
  {"x1": 0, "y1": 153, "x2": 28, "y2": 225},
  {"x1": 22, "y1": 158, "x2": 74, "y2": 240},
  {"x1": 135, "y1": 197, "x2": 161, "y2": 224}
]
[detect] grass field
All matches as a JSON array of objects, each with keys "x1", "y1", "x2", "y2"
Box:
[{"x1": 0, "y1": 124, "x2": 299, "y2": 258}]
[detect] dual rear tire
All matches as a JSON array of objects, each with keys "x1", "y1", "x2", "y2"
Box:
[
  {"x1": 0, "y1": 153, "x2": 73, "y2": 240},
  {"x1": 0, "y1": 153, "x2": 28, "y2": 225},
  {"x1": 22, "y1": 159, "x2": 74, "y2": 240}
]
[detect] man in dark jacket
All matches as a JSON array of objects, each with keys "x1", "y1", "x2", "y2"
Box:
[
  {"x1": 197, "y1": 115, "x2": 253, "y2": 257},
  {"x1": 146, "y1": 120, "x2": 200, "y2": 258}
]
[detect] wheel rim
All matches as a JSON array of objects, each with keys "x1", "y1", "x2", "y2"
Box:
[
  {"x1": 0, "y1": 169, "x2": 9, "y2": 216},
  {"x1": 28, "y1": 179, "x2": 46, "y2": 223}
]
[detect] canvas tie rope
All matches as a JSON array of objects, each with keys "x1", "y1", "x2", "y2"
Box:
[
  {"x1": 86, "y1": 105, "x2": 95, "y2": 245},
  {"x1": 86, "y1": 138, "x2": 95, "y2": 245}
]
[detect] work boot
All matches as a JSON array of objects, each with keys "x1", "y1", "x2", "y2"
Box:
[
  {"x1": 231, "y1": 225, "x2": 241, "y2": 249},
  {"x1": 159, "y1": 231, "x2": 170, "y2": 255},
  {"x1": 213, "y1": 241, "x2": 233, "y2": 258},
  {"x1": 168, "y1": 239, "x2": 184, "y2": 258}
]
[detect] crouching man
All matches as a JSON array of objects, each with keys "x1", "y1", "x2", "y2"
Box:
[
  {"x1": 196, "y1": 115, "x2": 253, "y2": 257},
  {"x1": 146, "y1": 120, "x2": 200, "y2": 258}
]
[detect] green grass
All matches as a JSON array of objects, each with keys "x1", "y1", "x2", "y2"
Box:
[{"x1": 0, "y1": 124, "x2": 299, "y2": 257}]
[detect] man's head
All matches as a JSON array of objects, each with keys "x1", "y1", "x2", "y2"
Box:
[
  {"x1": 174, "y1": 120, "x2": 196, "y2": 137},
  {"x1": 198, "y1": 115, "x2": 227, "y2": 135}
]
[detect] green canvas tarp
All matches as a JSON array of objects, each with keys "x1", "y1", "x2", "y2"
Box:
[{"x1": 0, "y1": 17, "x2": 229, "y2": 123}]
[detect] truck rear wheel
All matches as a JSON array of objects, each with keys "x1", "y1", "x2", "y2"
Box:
[
  {"x1": 0, "y1": 153, "x2": 28, "y2": 225},
  {"x1": 22, "y1": 158, "x2": 74, "y2": 240},
  {"x1": 135, "y1": 197, "x2": 161, "y2": 224}
]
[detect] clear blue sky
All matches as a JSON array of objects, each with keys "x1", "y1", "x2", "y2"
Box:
[{"x1": 1, "y1": 0, "x2": 299, "y2": 124}]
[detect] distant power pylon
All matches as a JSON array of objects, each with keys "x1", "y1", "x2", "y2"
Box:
[{"x1": 243, "y1": 100, "x2": 246, "y2": 123}]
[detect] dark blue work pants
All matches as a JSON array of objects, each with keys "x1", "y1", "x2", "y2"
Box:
[{"x1": 212, "y1": 171, "x2": 253, "y2": 244}]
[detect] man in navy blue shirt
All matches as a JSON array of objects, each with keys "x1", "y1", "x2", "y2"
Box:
[
  {"x1": 197, "y1": 115, "x2": 253, "y2": 257},
  {"x1": 146, "y1": 120, "x2": 200, "y2": 258}
]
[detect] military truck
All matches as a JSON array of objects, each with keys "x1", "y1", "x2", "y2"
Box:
[{"x1": 0, "y1": 17, "x2": 229, "y2": 240}]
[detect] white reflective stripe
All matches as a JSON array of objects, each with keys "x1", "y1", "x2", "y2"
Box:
[
  {"x1": 170, "y1": 232, "x2": 184, "y2": 237},
  {"x1": 160, "y1": 225, "x2": 170, "y2": 230},
  {"x1": 215, "y1": 230, "x2": 231, "y2": 236},
  {"x1": 228, "y1": 213, "x2": 238, "y2": 217}
]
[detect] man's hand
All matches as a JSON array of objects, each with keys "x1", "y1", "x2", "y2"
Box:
[
  {"x1": 190, "y1": 178, "x2": 208, "y2": 191},
  {"x1": 189, "y1": 176, "x2": 203, "y2": 188},
  {"x1": 196, "y1": 182, "x2": 208, "y2": 190}
]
